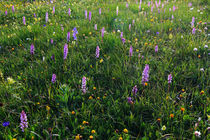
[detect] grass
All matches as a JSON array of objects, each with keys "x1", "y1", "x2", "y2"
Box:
[{"x1": 0, "y1": 0, "x2": 209, "y2": 139}]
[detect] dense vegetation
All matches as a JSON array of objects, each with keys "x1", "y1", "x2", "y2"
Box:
[{"x1": 0, "y1": 0, "x2": 209, "y2": 139}]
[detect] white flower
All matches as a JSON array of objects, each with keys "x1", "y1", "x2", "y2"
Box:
[
  {"x1": 190, "y1": 8, "x2": 194, "y2": 10},
  {"x1": 200, "y1": 68, "x2": 204, "y2": 71},
  {"x1": 117, "y1": 30, "x2": 120, "y2": 33},
  {"x1": 200, "y1": 12, "x2": 203, "y2": 14},
  {"x1": 194, "y1": 131, "x2": 201, "y2": 137},
  {"x1": 193, "y1": 48, "x2": 198, "y2": 51},
  {"x1": 204, "y1": 45, "x2": 208, "y2": 48},
  {"x1": 198, "y1": 117, "x2": 201, "y2": 121},
  {"x1": 197, "y1": 10, "x2": 200, "y2": 12},
  {"x1": 181, "y1": 35, "x2": 183, "y2": 38}
]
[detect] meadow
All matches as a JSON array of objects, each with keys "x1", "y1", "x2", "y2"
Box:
[{"x1": 0, "y1": 0, "x2": 209, "y2": 139}]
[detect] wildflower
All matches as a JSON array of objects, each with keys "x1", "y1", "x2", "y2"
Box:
[
  {"x1": 75, "y1": 134, "x2": 80, "y2": 140},
  {"x1": 180, "y1": 107, "x2": 185, "y2": 112},
  {"x1": 99, "y1": 8, "x2": 101, "y2": 15},
  {"x1": 97, "y1": 97, "x2": 100, "y2": 100},
  {"x1": 89, "y1": 135, "x2": 93, "y2": 140},
  {"x1": 194, "y1": 131, "x2": 201, "y2": 137},
  {"x1": 71, "y1": 111, "x2": 75, "y2": 115},
  {"x1": 204, "y1": 45, "x2": 208, "y2": 48},
  {"x1": 155, "y1": 45, "x2": 158, "y2": 53},
  {"x1": 72, "y1": 27, "x2": 78, "y2": 40},
  {"x1": 99, "y1": 59, "x2": 103, "y2": 63},
  {"x1": 12, "y1": 6, "x2": 15, "y2": 13},
  {"x1": 89, "y1": 96, "x2": 93, "y2": 100},
  {"x1": 127, "y1": 97, "x2": 133, "y2": 104},
  {"x1": 52, "y1": 7, "x2": 55, "y2": 14},
  {"x1": 96, "y1": 46, "x2": 100, "y2": 58},
  {"x1": 30, "y1": 44, "x2": 34, "y2": 55},
  {"x1": 157, "y1": 118, "x2": 161, "y2": 122},
  {"x1": 85, "y1": 10, "x2": 87, "y2": 19},
  {"x1": 101, "y1": 27, "x2": 105, "y2": 38},
  {"x1": 51, "y1": 74, "x2": 56, "y2": 83},
  {"x1": 116, "y1": 6, "x2": 119, "y2": 16},
  {"x1": 51, "y1": 39, "x2": 53, "y2": 44},
  {"x1": 141, "y1": 64, "x2": 150, "y2": 85},
  {"x1": 170, "y1": 114, "x2": 174, "y2": 118},
  {"x1": 191, "y1": 17, "x2": 195, "y2": 27},
  {"x1": 23, "y1": 16, "x2": 26, "y2": 25},
  {"x1": 168, "y1": 74, "x2": 172, "y2": 84},
  {"x1": 51, "y1": 54, "x2": 55, "y2": 61},
  {"x1": 123, "y1": 128, "x2": 128, "y2": 133},
  {"x1": 132, "y1": 85, "x2": 138, "y2": 96},
  {"x1": 192, "y1": 28, "x2": 196, "y2": 34},
  {"x1": 161, "y1": 125, "x2": 166, "y2": 131},
  {"x1": 119, "y1": 137, "x2": 123, "y2": 140},
  {"x1": 5, "y1": 10, "x2": 7, "y2": 16},
  {"x1": 20, "y1": 110, "x2": 28, "y2": 132},
  {"x1": 7, "y1": 77, "x2": 15, "y2": 84},
  {"x1": 126, "y1": 3, "x2": 129, "y2": 8},
  {"x1": 94, "y1": 24, "x2": 97, "y2": 30},
  {"x1": 198, "y1": 55, "x2": 201, "y2": 58},
  {"x1": 200, "y1": 90, "x2": 204, "y2": 95},
  {"x1": 63, "y1": 43, "x2": 68, "y2": 60},
  {"x1": 129, "y1": 24, "x2": 131, "y2": 31},
  {"x1": 121, "y1": 38, "x2": 126, "y2": 44},
  {"x1": 46, "y1": 106, "x2": 50, "y2": 112},
  {"x1": 82, "y1": 76, "x2": 86, "y2": 94},
  {"x1": 67, "y1": 32, "x2": 70, "y2": 42},
  {"x1": 120, "y1": 32, "x2": 123, "y2": 38},
  {"x1": 82, "y1": 121, "x2": 87, "y2": 125},
  {"x1": 2, "y1": 122, "x2": 10, "y2": 127},
  {"x1": 45, "y1": 12, "x2": 48, "y2": 23},
  {"x1": 93, "y1": 87, "x2": 96, "y2": 90},
  {"x1": 89, "y1": 11, "x2": 91, "y2": 21},
  {"x1": 144, "y1": 82, "x2": 148, "y2": 86},
  {"x1": 68, "y1": 8, "x2": 71, "y2": 16},
  {"x1": 193, "y1": 48, "x2": 198, "y2": 51},
  {"x1": 91, "y1": 130, "x2": 96, "y2": 134},
  {"x1": 129, "y1": 46, "x2": 133, "y2": 57}
]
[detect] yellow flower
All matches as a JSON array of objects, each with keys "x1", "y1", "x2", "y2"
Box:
[
  {"x1": 82, "y1": 121, "x2": 87, "y2": 125},
  {"x1": 97, "y1": 97, "x2": 100, "y2": 100},
  {"x1": 12, "y1": 138, "x2": 17, "y2": 140},
  {"x1": 37, "y1": 102, "x2": 40, "y2": 105},
  {"x1": 169, "y1": 34, "x2": 173, "y2": 39},
  {"x1": 180, "y1": 107, "x2": 185, "y2": 112},
  {"x1": 119, "y1": 137, "x2": 123, "y2": 140},
  {"x1": 7, "y1": 77, "x2": 15, "y2": 84},
  {"x1": 90, "y1": 65, "x2": 93, "y2": 68},
  {"x1": 157, "y1": 118, "x2": 161, "y2": 122},
  {"x1": 89, "y1": 135, "x2": 93, "y2": 140},
  {"x1": 71, "y1": 111, "x2": 75, "y2": 115},
  {"x1": 200, "y1": 90, "x2": 204, "y2": 95},
  {"x1": 123, "y1": 128, "x2": 128, "y2": 133},
  {"x1": 89, "y1": 32, "x2": 92, "y2": 35},
  {"x1": 31, "y1": 136, "x2": 34, "y2": 140},
  {"x1": 89, "y1": 96, "x2": 93, "y2": 100},
  {"x1": 136, "y1": 49, "x2": 139, "y2": 52},
  {"x1": 161, "y1": 125, "x2": 166, "y2": 131},
  {"x1": 182, "y1": 89, "x2": 185, "y2": 92},
  {"x1": 46, "y1": 105, "x2": 50, "y2": 111},
  {"x1": 75, "y1": 134, "x2": 80, "y2": 140},
  {"x1": 145, "y1": 42, "x2": 148, "y2": 46},
  {"x1": 93, "y1": 87, "x2": 96, "y2": 90},
  {"x1": 99, "y1": 59, "x2": 103, "y2": 63},
  {"x1": 135, "y1": 38, "x2": 138, "y2": 42},
  {"x1": 144, "y1": 82, "x2": 148, "y2": 86},
  {"x1": 91, "y1": 130, "x2": 96, "y2": 134}
]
